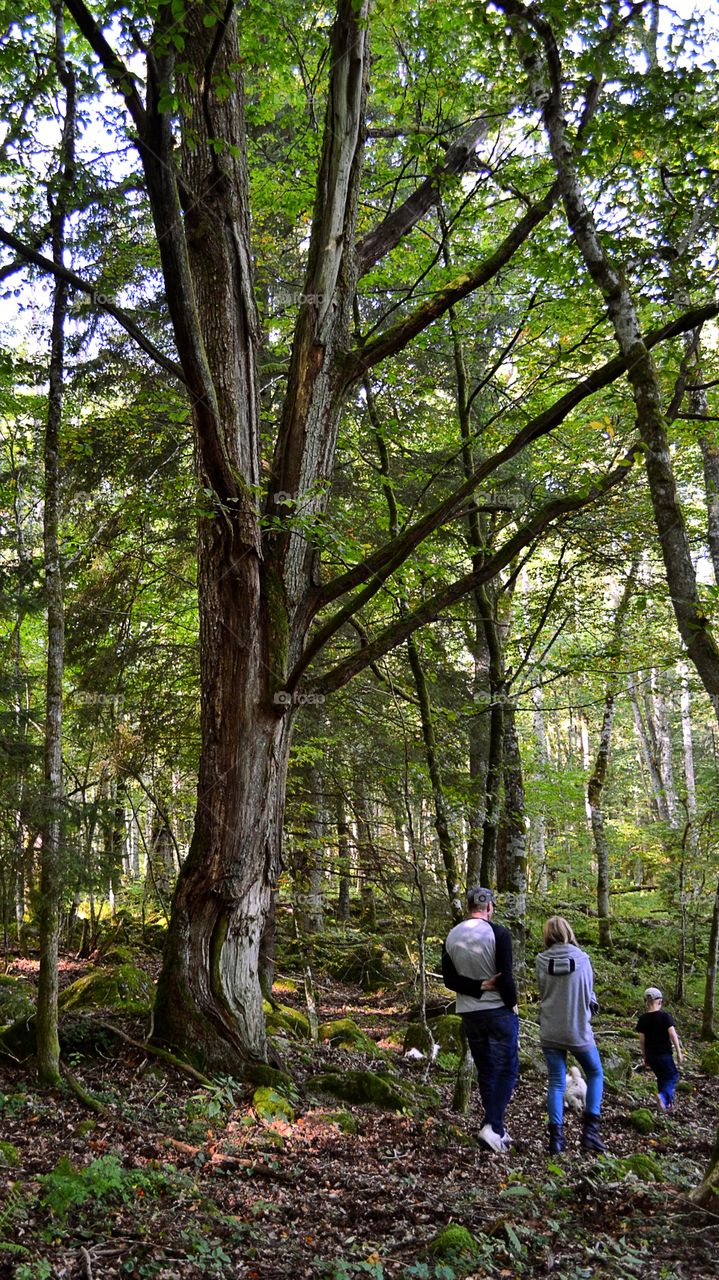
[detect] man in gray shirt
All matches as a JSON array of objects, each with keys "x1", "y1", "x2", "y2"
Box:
[{"x1": 442, "y1": 887, "x2": 519, "y2": 1153}]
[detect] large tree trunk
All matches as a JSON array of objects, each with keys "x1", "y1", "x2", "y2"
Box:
[
  {"x1": 154, "y1": 704, "x2": 295, "y2": 1070},
  {"x1": 150, "y1": 0, "x2": 371, "y2": 1070}
]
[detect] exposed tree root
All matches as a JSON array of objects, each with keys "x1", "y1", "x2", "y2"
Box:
[{"x1": 97, "y1": 1020, "x2": 215, "y2": 1087}]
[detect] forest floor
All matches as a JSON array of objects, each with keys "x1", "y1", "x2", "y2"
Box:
[{"x1": 0, "y1": 955, "x2": 718, "y2": 1280}]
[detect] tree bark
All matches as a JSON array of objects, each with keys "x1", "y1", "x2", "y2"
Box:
[
  {"x1": 701, "y1": 876, "x2": 719, "y2": 1041},
  {"x1": 627, "y1": 673, "x2": 668, "y2": 822},
  {"x1": 336, "y1": 795, "x2": 352, "y2": 924},
  {"x1": 497, "y1": 699, "x2": 527, "y2": 976},
  {"x1": 587, "y1": 569, "x2": 636, "y2": 950},
  {"x1": 36, "y1": 3, "x2": 74, "y2": 1088},
  {"x1": 150, "y1": 0, "x2": 371, "y2": 1070}
]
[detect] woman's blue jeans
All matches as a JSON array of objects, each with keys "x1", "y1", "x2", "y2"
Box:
[{"x1": 543, "y1": 1044, "x2": 603, "y2": 1124}]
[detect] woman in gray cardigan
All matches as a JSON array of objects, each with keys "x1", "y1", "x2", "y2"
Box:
[{"x1": 536, "y1": 915, "x2": 604, "y2": 1155}]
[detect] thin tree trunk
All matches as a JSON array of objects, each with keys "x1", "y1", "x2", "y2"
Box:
[
  {"x1": 367, "y1": 380, "x2": 463, "y2": 923},
  {"x1": 628, "y1": 672, "x2": 668, "y2": 821},
  {"x1": 480, "y1": 602, "x2": 505, "y2": 887},
  {"x1": 531, "y1": 684, "x2": 548, "y2": 893},
  {"x1": 678, "y1": 661, "x2": 699, "y2": 860},
  {"x1": 336, "y1": 795, "x2": 351, "y2": 924},
  {"x1": 36, "y1": 5, "x2": 74, "y2": 1088},
  {"x1": 701, "y1": 876, "x2": 719, "y2": 1040},
  {"x1": 587, "y1": 569, "x2": 636, "y2": 949},
  {"x1": 498, "y1": 698, "x2": 527, "y2": 977},
  {"x1": 649, "y1": 669, "x2": 679, "y2": 828},
  {"x1": 438, "y1": 213, "x2": 495, "y2": 899},
  {"x1": 513, "y1": 3, "x2": 719, "y2": 724}
]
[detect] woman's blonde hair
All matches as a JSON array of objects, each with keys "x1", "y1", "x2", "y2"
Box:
[{"x1": 543, "y1": 915, "x2": 578, "y2": 947}]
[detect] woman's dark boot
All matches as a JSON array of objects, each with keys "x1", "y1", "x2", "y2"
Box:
[
  {"x1": 548, "y1": 1122, "x2": 565, "y2": 1154},
  {"x1": 581, "y1": 1113, "x2": 605, "y2": 1153}
]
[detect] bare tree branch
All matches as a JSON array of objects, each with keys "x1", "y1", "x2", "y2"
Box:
[
  {"x1": 303, "y1": 450, "x2": 637, "y2": 695},
  {"x1": 344, "y1": 180, "x2": 561, "y2": 378},
  {"x1": 0, "y1": 225, "x2": 186, "y2": 384},
  {"x1": 316, "y1": 300, "x2": 719, "y2": 620},
  {"x1": 356, "y1": 116, "x2": 489, "y2": 276}
]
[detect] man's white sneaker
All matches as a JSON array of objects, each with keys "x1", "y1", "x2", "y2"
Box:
[
  {"x1": 478, "y1": 1123, "x2": 507, "y2": 1153},
  {"x1": 500, "y1": 1131, "x2": 513, "y2": 1150}
]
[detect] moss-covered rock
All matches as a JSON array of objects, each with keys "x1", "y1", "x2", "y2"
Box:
[
  {"x1": 0, "y1": 1141, "x2": 20, "y2": 1167},
  {"x1": 308, "y1": 1069, "x2": 407, "y2": 1111},
  {"x1": 630, "y1": 1107, "x2": 655, "y2": 1134},
  {"x1": 700, "y1": 1043, "x2": 719, "y2": 1076},
  {"x1": 252, "y1": 1087, "x2": 295, "y2": 1124},
  {"x1": 405, "y1": 1079, "x2": 442, "y2": 1108},
  {"x1": 265, "y1": 1002, "x2": 311, "y2": 1040},
  {"x1": 0, "y1": 976, "x2": 35, "y2": 1025},
  {"x1": 603, "y1": 1046, "x2": 633, "y2": 1088},
  {"x1": 312, "y1": 1109, "x2": 358, "y2": 1134},
  {"x1": 243, "y1": 1063, "x2": 294, "y2": 1091},
  {"x1": 318, "y1": 1018, "x2": 377, "y2": 1053},
  {"x1": 432, "y1": 1014, "x2": 463, "y2": 1056},
  {"x1": 58, "y1": 963, "x2": 154, "y2": 1015},
  {"x1": 97, "y1": 945, "x2": 137, "y2": 967},
  {"x1": 403, "y1": 1022, "x2": 435, "y2": 1056},
  {"x1": 141, "y1": 922, "x2": 168, "y2": 951},
  {"x1": 278, "y1": 928, "x2": 395, "y2": 991},
  {"x1": 427, "y1": 1224, "x2": 481, "y2": 1263}
]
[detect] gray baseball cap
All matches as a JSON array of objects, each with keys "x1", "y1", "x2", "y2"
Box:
[
  {"x1": 644, "y1": 986, "x2": 663, "y2": 1001},
  {"x1": 468, "y1": 886, "x2": 495, "y2": 908}
]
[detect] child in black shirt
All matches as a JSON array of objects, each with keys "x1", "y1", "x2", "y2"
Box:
[{"x1": 636, "y1": 986, "x2": 683, "y2": 1111}]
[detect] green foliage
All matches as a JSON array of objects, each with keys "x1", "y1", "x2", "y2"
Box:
[
  {"x1": 629, "y1": 1108, "x2": 655, "y2": 1135},
  {"x1": 700, "y1": 1043, "x2": 719, "y2": 1076},
  {"x1": 0, "y1": 976, "x2": 35, "y2": 1025},
  {"x1": 39, "y1": 1153, "x2": 194, "y2": 1228},
  {"x1": 40, "y1": 1154, "x2": 140, "y2": 1221},
  {"x1": 252, "y1": 1086, "x2": 295, "y2": 1124},
  {"x1": 0, "y1": 1141, "x2": 20, "y2": 1166}
]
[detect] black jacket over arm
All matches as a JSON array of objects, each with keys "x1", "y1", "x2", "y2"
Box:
[{"x1": 441, "y1": 921, "x2": 517, "y2": 1010}]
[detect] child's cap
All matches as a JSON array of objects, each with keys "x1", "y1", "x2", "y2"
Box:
[{"x1": 644, "y1": 986, "x2": 663, "y2": 1000}]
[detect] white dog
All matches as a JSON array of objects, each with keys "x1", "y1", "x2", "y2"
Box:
[{"x1": 564, "y1": 1065, "x2": 587, "y2": 1113}]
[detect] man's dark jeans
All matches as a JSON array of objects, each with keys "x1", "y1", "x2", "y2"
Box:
[{"x1": 462, "y1": 1006, "x2": 519, "y2": 1136}]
